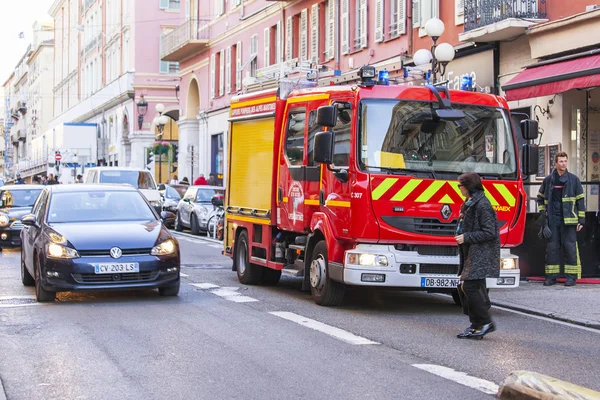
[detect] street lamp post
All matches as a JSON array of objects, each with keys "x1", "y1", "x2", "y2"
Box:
[
  {"x1": 72, "y1": 150, "x2": 78, "y2": 183},
  {"x1": 413, "y1": 18, "x2": 455, "y2": 84},
  {"x1": 136, "y1": 95, "x2": 148, "y2": 130}
]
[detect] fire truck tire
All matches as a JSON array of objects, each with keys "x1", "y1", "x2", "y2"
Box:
[
  {"x1": 310, "y1": 241, "x2": 345, "y2": 306},
  {"x1": 261, "y1": 268, "x2": 282, "y2": 286},
  {"x1": 235, "y1": 230, "x2": 263, "y2": 285}
]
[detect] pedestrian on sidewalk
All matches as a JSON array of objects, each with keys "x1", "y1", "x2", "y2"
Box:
[
  {"x1": 455, "y1": 172, "x2": 500, "y2": 340},
  {"x1": 537, "y1": 152, "x2": 585, "y2": 287}
]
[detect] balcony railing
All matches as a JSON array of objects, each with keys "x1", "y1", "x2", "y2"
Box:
[
  {"x1": 464, "y1": 0, "x2": 547, "y2": 32},
  {"x1": 161, "y1": 18, "x2": 211, "y2": 62}
]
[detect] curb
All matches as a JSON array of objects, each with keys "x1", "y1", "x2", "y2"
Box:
[
  {"x1": 170, "y1": 230, "x2": 223, "y2": 245},
  {"x1": 491, "y1": 300, "x2": 600, "y2": 331},
  {"x1": 498, "y1": 371, "x2": 600, "y2": 399},
  {"x1": 0, "y1": 376, "x2": 7, "y2": 400}
]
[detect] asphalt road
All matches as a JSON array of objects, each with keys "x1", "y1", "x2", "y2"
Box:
[{"x1": 1, "y1": 232, "x2": 598, "y2": 400}]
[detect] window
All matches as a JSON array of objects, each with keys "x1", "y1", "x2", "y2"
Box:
[
  {"x1": 250, "y1": 34, "x2": 258, "y2": 77},
  {"x1": 159, "y1": 0, "x2": 180, "y2": 10},
  {"x1": 159, "y1": 33, "x2": 179, "y2": 74},
  {"x1": 413, "y1": 0, "x2": 439, "y2": 30},
  {"x1": 285, "y1": 108, "x2": 306, "y2": 166},
  {"x1": 307, "y1": 110, "x2": 320, "y2": 166},
  {"x1": 331, "y1": 105, "x2": 352, "y2": 166}
]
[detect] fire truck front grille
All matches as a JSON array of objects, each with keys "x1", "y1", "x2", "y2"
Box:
[
  {"x1": 419, "y1": 264, "x2": 459, "y2": 275},
  {"x1": 382, "y1": 217, "x2": 458, "y2": 237},
  {"x1": 414, "y1": 246, "x2": 458, "y2": 257}
]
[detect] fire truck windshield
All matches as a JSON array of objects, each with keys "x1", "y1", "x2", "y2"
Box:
[{"x1": 358, "y1": 99, "x2": 517, "y2": 179}]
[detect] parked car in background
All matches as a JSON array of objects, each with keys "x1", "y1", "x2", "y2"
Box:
[
  {"x1": 175, "y1": 186, "x2": 224, "y2": 235},
  {"x1": 157, "y1": 184, "x2": 188, "y2": 228},
  {"x1": 0, "y1": 185, "x2": 43, "y2": 248},
  {"x1": 82, "y1": 167, "x2": 163, "y2": 214},
  {"x1": 20, "y1": 184, "x2": 181, "y2": 302}
]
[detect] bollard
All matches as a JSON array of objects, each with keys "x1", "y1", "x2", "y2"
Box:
[{"x1": 498, "y1": 371, "x2": 600, "y2": 400}]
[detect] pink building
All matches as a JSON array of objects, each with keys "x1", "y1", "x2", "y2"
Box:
[
  {"x1": 161, "y1": 0, "x2": 415, "y2": 183},
  {"x1": 49, "y1": 0, "x2": 181, "y2": 180}
]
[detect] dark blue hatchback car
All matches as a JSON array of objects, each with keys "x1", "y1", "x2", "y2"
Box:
[
  {"x1": 0, "y1": 185, "x2": 43, "y2": 248},
  {"x1": 20, "y1": 184, "x2": 181, "y2": 302}
]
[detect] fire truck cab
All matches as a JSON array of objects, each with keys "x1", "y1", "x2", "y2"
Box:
[{"x1": 224, "y1": 67, "x2": 539, "y2": 306}]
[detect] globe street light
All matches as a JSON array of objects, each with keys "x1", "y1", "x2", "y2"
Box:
[{"x1": 415, "y1": 18, "x2": 456, "y2": 84}]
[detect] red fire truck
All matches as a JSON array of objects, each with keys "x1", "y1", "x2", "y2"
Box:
[{"x1": 224, "y1": 66, "x2": 539, "y2": 306}]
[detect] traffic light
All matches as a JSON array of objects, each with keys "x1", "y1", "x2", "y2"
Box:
[{"x1": 146, "y1": 150, "x2": 155, "y2": 171}]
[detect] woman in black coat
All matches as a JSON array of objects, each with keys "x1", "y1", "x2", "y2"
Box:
[{"x1": 455, "y1": 172, "x2": 500, "y2": 340}]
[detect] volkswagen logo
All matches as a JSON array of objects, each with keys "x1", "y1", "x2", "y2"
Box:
[
  {"x1": 440, "y1": 204, "x2": 452, "y2": 220},
  {"x1": 109, "y1": 247, "x2": 122, "y2": 259}
]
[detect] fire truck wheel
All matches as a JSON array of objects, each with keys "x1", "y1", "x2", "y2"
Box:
[
  {"x1": 261, "y1": 268, "x2": 282, "y2": 286},
  {"x1": 310, "y1": 241, "x2": 345, "y2": 306},
  {"x1": 235, "y1": 230, "x2": 263, "y2": 285}
]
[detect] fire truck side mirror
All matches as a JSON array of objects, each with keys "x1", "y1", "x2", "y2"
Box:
[
  {"x1": 314, "y1": 131, "x2": 333, "y2": 164},
  {"x1": 520, "y1": 119, "x2": 539, "y2": 140},
  {"x1": 521, "y1": 144, "x2": 539, "y2": 176},
  {"x1": 317, "y1": 106, "x2": 337, "y2": 127}
]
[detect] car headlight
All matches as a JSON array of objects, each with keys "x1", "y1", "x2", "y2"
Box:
[
  {"x1": 0, "y1": 214, "x2": 9, "y2": 227},
  {"x1": 346, "y1": 253, "x2": 389, "y2": 267},
  {"x1": 46, "y1": 243, "x2": 80, "y2": 259},
  {"x1": 500, "y1": 258, "x2": 518, "y2": 270},
  {"x1": 151, "y1": 239, "x2": 177, "y2": 256}
]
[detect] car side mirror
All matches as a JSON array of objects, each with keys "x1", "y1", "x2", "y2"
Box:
[
  {"x1": 211, "y1": 196, "x2": 224, "y2": 207},
  {"x1": 317, "y1": 106, "x2": 337, "y2": 127},
  {"x1": 158, "y1": 184, "x2": 166, "y2": 191},
  {"x1": 520, "y1": 119, "x2": 539, "y2": 140},
  {"x1": 21, "y1": 214, "x2": 37, "y2": 227},
  {"x1": 183, "y1": 198, "x2": 191, "y2": 203},
  {"x1": 314, "y1": 131, "x2": 333, "y2": 164},
  {"x1": 521, "y1": 144, "x2": 539, "y2": 176}
]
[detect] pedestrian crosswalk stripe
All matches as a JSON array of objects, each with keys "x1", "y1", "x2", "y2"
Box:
[
  {"x1": 269, "y1": 311, "x2": 379, "y2": 345},
  {"x1": 412, "y1": 364, "x2": 499, "y2": 395},
  {"x1": 180, "y1": 273, "x2": 189, "y2": 277},
  {"x1": 190, "y1": 283, "x2": 258, "y2": 303},
  {"x1": 190, "y1": 283, "x2": 219, "y2": 289}
]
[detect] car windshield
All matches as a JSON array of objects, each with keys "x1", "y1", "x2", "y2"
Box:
[
  {"x1": 99, "y1": 170, "x2": 157, "y2": 189},
  {"x1": 47, "y1": 191, "x2": 157, "y2": 223},
  {"x1": 0, "y1": 189, "x2": 43, "y2": 208},
  {"x1": 166, "y1": 186, "x2": 183, "y2": 200},
  {"x1": 358, "y1": 100, "x2": 517, "y2": 179},
  {"x1": 196, "y1": 189, "x2": 223, "y2": 203}
]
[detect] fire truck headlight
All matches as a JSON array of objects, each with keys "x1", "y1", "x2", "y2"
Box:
[
  {"x1": 346, "y1": 253, "x2": 389, "y2": 267},
  {"x1": 500, "y1": 258, "x2": 518, "y2": 270}
]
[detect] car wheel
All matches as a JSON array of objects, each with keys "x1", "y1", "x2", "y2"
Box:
[
  {"x1": 158, "y1": 280, "x2": 180, "y2": 296},
  {"x1": 21, "y1": 247, "x2": 34, "y2": 287},
  {"x1": 34, "y1": 255, "x2": 56, "y2": 302},
  {"x1": 174, "y1": 213, "x2": 183, "y2": 232},
  {"x1": 261, "y1": 268, "x2": 282, "y2": 286},
  {"x1": 190, "y1": 214, "x2": 200, "y2": 235},
  {"x1": 309, "y1": 240, "x2": 345, "y2": 306},
  {"x1": 235, "y1": 230, "x2": 262, "y2": 285}
]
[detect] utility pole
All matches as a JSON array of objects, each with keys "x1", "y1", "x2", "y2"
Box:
[{"x1": 190, "y1": 145, "x2": 194, "y2": 183}]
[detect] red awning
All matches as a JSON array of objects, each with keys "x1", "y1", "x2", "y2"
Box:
[{"x1": 502, "y1": 53, "x2": 600, "y2": 101}]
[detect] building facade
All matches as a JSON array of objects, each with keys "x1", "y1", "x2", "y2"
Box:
[{"x1": 48, "y1": 0, "x2": 181, "y2": 182}]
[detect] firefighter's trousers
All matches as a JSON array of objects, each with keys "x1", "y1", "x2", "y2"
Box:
[{"x1": 545, "y1": 221, "x2": 581, "y2": 279}]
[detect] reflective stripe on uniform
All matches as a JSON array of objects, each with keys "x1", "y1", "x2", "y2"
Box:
[
  {"x1": 545, "y1": 265, "x2": 560, "y2": 274},
  {"x1": 539, "y1": 205, "x2": 546, "y2": 211},
  {"x1": 575, "y1": 193, "x2": 585, "y2": 200},
  {"x1": 578, "y1": 211, "x2": 585, "y2": 218},
  {"x1": 537, "y1": 192, "x2": 545, "y2": 199}
]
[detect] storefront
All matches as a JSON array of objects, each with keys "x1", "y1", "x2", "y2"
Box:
[{"x1": 501, "y1": 9, "x2": 600, "y2": 278}]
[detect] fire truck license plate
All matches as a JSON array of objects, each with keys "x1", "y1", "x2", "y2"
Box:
[{"x1": 421, "y1": 277, "x2": 460, "y2": 288}]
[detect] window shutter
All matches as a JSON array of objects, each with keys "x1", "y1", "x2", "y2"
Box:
[
  {"x1": 276, "y1": 20, "x2": 282, "y2": 63},
  {"x1": 397, "y1": 0, "x2": 406, "y2": 35},
  {"x1": 310, "y1": 4, "x2": 319, "y2": 63},
  {"x1": 263, "y1": 27, "x2": 270, "y2": 67},
  {"x1": 219, "y1": 50, "x2": 225, "y2": 96},
  {"x1": 300, "y1": 9, "x2": 308, "y2": 62},
  {"x1": 341, "y1": 0, "x2": 349, "y2": 55},
  {"x1": 236, "y1": 41, "x2": 242, "y2": 90},
  {"x1": 360, "y1": 0, "x2": 367, "y2": 48},
  {"x1": 286, "y1": 16, "x2": 293, "y2": 61},
  {"x1": 374, "y1": 0, "x2": 383, "y2": 43},
  {"x1": 412, "y1": 0, "x2": 420, "y2": 28},
  {"x1": 226, "y1": 46, "x2": 231, "y2": 93},
  {"x1": 159, "y1": 0, "x2": 169, "y2": 10},
  {"x1": 327, "y1": 0, "x2": 335, "y2": 60},
  {"x1": 432, "y1": 0, "x2": 439, "y2": 19},
  {"x1": 455, "y1": 0, "x2": 464, "y2": 25},
  {"x1": 159, "y1": 34, "x2": 169, "y2": 73},
  {"x1": 210, "y1": 53, "x2": 216, "y2": 98}
]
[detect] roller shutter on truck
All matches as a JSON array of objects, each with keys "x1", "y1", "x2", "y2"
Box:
[{"x1": 228, "y1": 117, "x2": 276, "y2": 214}]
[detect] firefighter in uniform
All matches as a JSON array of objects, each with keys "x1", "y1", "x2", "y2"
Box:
[{"x1": 537, "y1": 152, "x2": 585, "y2": 286}]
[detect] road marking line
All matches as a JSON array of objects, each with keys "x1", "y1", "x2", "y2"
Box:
[
  {"x1": 170, "y1": 230, "x2": 222, "y2": 244},
  {"x1": 269, "y1": 311, "x2": 379, "y2": 345},
  {"x1": 492, "y1": 305, "x2": 600, "y2": 334},
  {"x1": 190, "y1": 283, "x2": 220, "y2": 289},
  {"x1": 412, "y1": 364, "x2": 499, "y2": 395},
  {"x1": 180, "y1": 273, "x2": 189, "y2": 277},
  {"x1": 211, "y1": 289, "x2": 241, "y2": 297},
  {"x1": 226, "y1": 296, "x2": 259, "y2": 303},
  {"x1": 0, "y1": 295, "x2": 36, "y2": 300}
]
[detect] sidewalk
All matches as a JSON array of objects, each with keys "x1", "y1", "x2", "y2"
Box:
[{"x1": 490, "y1": 280, "x2": 600, "y2": 329}]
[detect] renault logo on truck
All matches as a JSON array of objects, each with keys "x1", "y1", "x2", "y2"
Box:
[{"x1": 441, "y1": 204, "x2": 452, "y2": 220}]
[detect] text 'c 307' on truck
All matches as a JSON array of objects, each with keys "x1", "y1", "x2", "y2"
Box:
[{"x1": 224, "y1": 66, "x2": 540, "y2": 306}]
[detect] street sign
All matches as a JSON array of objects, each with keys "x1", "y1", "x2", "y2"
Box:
[{"x1": 55, "y1": 153, "x2": 62, "y2": 161}]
